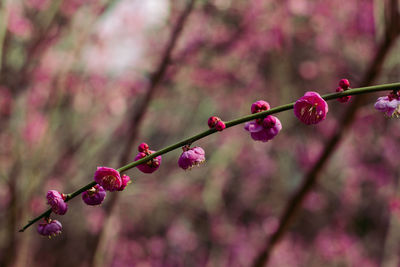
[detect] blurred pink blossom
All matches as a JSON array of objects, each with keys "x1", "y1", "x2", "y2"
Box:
[
  {"x1": 22, "y1": 112, "x2": 48, "y2": 147},
  {"x1": 7, "y1": 7, "x2": 33, "y2": 39}
]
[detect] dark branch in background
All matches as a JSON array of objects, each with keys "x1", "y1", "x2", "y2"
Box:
[
  {"x1": 252, "y1": 1, "x2": 400, "y2": 266},
  {"x1": 90, "y1": 1, "x2": 197, "y2": 266}
]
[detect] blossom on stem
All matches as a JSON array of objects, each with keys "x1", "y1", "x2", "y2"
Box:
[
  {"x1": 374, "y1": 94, "x2": 400, "y2": 117},
  {"x1": 244, "y1": 115, "x2": 282, "y2": 142},
  {"x1": 135, "y1": 143, "x2": 162, "y2": 173},
  {"x1": 178, "y1": 146, "x2": 206, "y2": 170},
  {"x1": 46, "y1": 190, "x2": 68, "y2": 215},
  {"x1": 93, "y1": 167, "x2": 122, "y2": 191},
  {"x1": 37, "y1": 219, "x2": 62, "y2": 237},
  {"x1": 82, "y1": 185, "x2": 106, "y2": 206},
  {"x1": 294, "y1": 91, "x2": 328, "y2": 125}
]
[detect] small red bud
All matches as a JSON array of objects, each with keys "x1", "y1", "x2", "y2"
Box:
[
  {"x1": 339, "y1": 79, "x2": 350, "y2": 90},
  {"x1": 215, "y1": 120, "x2": 226, "y2": 131},
  {"x1": 208, "y1": 116, "x2": 220, "y2": 128},
  {"x1": 251, "y1": 100, "x2": 270, "y2": 114},
  {"x1": 138, "y1": 143, "x2": 149, "y2": 152}
]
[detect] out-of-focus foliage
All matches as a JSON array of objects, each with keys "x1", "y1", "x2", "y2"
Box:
[{"x1": 0, "y1": 0, "x2": 400, "y2": 266}]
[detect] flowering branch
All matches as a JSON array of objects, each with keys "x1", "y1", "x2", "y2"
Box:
[{"x1": 18, "y1": 81, "x2": 400, "y2": 233}]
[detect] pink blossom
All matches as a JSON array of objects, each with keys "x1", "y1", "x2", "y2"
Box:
[
  {"x1": 37, "y1": 219, "x2": 62, "y2": 237},
  {"x1": 7, "y1": 8, "x2": 33, "y2": 38},
  {"x1": 82, "y1": 185, "x2": 106, "y2": 206},
  {"x1": 93, "y1": 167, "x2": 122, "y2": 191},
  {"x1": 135, "y1": 151, "x2": 162, "y2": 173},
  {"x1": 294, "y1": 91, "x2": 328, "y2": 124},
  {"x1": 178, "y1": 146, "x2": 206, "y2": 170},
  {"x1": 23, "y1": 112, "x2": 48, "y2": 147},
  {"x1": 244, "y1": 115, "x2": 282, "y2": 142},
  {"x1": 46, "y1": 190, "x2": 67, "y2": 215},
  {"x1": 374, "y1": 96, "x2": 400, "y2": 117}
]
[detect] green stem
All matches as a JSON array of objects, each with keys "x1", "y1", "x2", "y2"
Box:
[{"x1": 18, "y1": 82, "x2": 400, "y2": 232}]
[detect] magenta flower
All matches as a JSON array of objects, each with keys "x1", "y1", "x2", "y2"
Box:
[
  {"x1": 135, "y1": 151, "x2": 162, "y2": 173},
  {"x1": 294, "y1": 92, "x2": 328, "y2": 125},
  {"x1": 82, "y1": 185, "x2": 106, "y2": 206},
  {"x1": 244, "y1": 115, "x2": 282, "y2": 142},
  {"x1": 93, "y1": 167, "x2": 122, "y2": 191},
  {"x1": 37, "y1": 219, "x2": 62, "y2": 237},
  {"x1": 117, "y1": 174, "x2": 131, "y2": 191},
  {"x1": 46, "y1": 190, "x2": 68, "y2": 215},
  {"x1": 178, "y1": 146, "x2": 206, "y2": 170},
  {"x1": 374, "y1": 96, "x2": 400, "y2": 117}
]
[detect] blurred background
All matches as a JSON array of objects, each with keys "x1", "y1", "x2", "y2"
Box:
[{"x1": 0, "y1": 0, "x2": 400, "y2": 266}]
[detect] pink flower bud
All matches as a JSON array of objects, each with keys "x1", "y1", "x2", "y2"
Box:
[
  {"x1": 208, "y1": 116, "x2": 220, "y2": 128},
  {"x1": 215, "y1": 120, "x2": 226, "y2": 131},
  {"x1": 338, "y1": 79, "x2": 350, "y2": 89},
  {"x1": 134, "y1": 150, "x2": 162, "y2": 173},
  {"x1": 138, "y1": 142, "x2": 149, "y2": 152},
  {"x1": 46, "y1": 190, "x2": 68, "y2": 215},
  {"x1": 37, "y1": 219, "x2": 62, "y2": 237},
  {"x1": 178, "y1": 146, "x2": 206, "y2": 170},
  {"x1": 82, "y1": 185, "x2": 106, "y2": 206},
  {"x1": 294, "y1": 92, "x2": 328, "y2": 125},
  {"x1": 93, "y1": 167, "x2": 122, "y2": 191},
  {"x1": 117, "y1": 174, "x2": 131, "y2": 191},
  {"x1": 251, "y1": 100, "x2": 270, "y2": 114}
]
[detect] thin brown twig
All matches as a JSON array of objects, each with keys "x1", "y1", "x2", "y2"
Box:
[
  {"x1": 90, "y1": 1, "x2": 197, "y2": 266},
  {"x1": 252, "y1": 2, "x2": 400, "y2": 266}
]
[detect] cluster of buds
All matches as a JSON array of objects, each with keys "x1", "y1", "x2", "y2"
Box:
[
  {"x1": 244, "y1": 100, "x2": 282, "y2": 142},
  {"x1": 336, "y1": 79, "x2": 351, "y2": 103},
  {"x1": 208, "y1": 116, "x2": 226, "y2": 131},
  {"x1": 134, "y1": 143, "x2": 162, "y2": 173}
]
